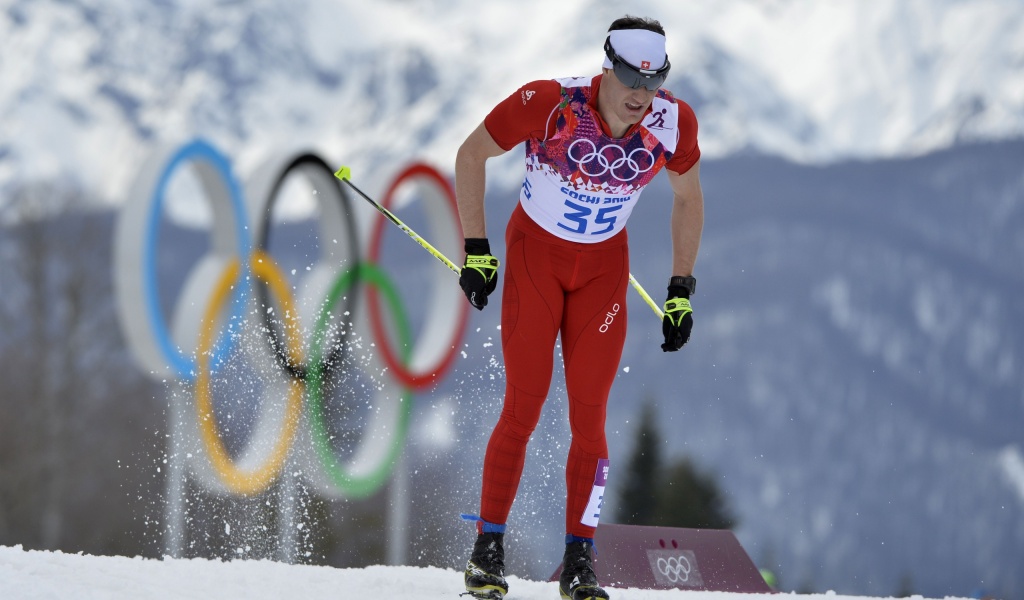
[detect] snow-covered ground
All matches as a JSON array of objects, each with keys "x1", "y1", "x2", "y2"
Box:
[{"x1": 0, "y1": 545, "x2": 971, "y2": 600}]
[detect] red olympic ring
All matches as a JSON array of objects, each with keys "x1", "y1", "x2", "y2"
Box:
[{"x1": 367, "y1": 162, "x2": 470, "y2": 390}]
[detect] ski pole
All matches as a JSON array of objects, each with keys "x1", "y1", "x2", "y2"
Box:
[
  {"x1": 334, "y1": 166, "x2": 461, "y2": 275},
  {"x1": 334, "y1": 166, "x2": 664, "y2": 321},
  {"x1": 630, "y1": 274, "x2": 664, "y2": 320}
]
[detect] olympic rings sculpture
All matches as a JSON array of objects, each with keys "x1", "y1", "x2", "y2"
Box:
[
  {"x1": 566, "y1": 138, "x2": 655, "y2": 182},
  {"x1": 115, "y1": 138, "x2": 468, "y2": 498}
]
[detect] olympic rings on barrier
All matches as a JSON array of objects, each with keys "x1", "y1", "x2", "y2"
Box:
[
  {"x1": 656, "y1": 554, "x2": 694, "y2": 584},
  {"x1": 116, "y1": 139, "x2": 468, "y2": 498}
]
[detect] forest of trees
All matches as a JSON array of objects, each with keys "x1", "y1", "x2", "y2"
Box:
[{"x1": 0, "y1": 182, "x2": 161, "y2": 557}]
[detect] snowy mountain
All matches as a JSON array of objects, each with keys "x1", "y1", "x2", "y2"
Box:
[{"x1": 2, "y1": 0, "x2": 1023, "y2": 206}]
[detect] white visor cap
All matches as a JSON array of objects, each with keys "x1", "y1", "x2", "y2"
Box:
[{"x1": 602, "y1": 28, "x2": 667, "y2": 71}]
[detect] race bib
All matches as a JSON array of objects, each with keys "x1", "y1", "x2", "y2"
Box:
[{"x1": 580, "y1": 459, "x2": 610, "y2": 527}]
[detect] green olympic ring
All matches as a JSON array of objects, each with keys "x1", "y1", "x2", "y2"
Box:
[{"x1": 305, "y1": 262, "x2": 413, "y2": 498}]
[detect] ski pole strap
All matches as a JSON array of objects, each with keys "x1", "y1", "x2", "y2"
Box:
[
  {"x1": 464, "y1": 255, "x2": 499, "y2": 282},
  {"x1": 663, "y1": 297, "x2": 692, "y2": 326},
  {"x1": 461, "y1": 514, "x2": 506, "y2": 534}
]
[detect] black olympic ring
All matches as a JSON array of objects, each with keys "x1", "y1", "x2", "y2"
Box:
[
  {"x1": 566, "y1": 138, "x2": 655, "y2": 182},
  {"x1": 249, "y1": 153, "x2": 361, "y2": 381}
]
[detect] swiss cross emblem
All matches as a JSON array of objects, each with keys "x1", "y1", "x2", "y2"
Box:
[{"x1": 641, "y1": 60, "x2": 651, "y2": 69}]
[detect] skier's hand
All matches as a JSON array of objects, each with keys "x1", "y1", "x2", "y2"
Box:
[
  {"x1": 459, "y1": 238, "x2": 499, "y2": 310},
  {"x1": 661, "y1": 281, "x2": 693, "y2": 352}
]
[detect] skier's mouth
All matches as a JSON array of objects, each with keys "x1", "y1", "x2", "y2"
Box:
[{"x1": 625, "y1": 101, "x2": 644, "y2": 111}]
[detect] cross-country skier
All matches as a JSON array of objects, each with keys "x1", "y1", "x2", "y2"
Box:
[{"x1": 455, "y1": 14, "x2": 703, "y2": 600}]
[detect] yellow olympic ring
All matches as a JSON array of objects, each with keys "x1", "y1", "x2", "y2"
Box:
[{"x1": 194, "y1": 250, "x2": 304, "y2": 495}]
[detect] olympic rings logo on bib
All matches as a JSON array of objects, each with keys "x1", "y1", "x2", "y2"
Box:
[
  {"x1": 114, "y1": 138, "x2": 467, "y2": 498},
  {"x1": 566, "y1": 138, "x2": 655, "y2": 182}
]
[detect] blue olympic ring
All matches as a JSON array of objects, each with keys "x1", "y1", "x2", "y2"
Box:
[{"x1": 145, "y1": 139, "x2": 251, "y2": 377}]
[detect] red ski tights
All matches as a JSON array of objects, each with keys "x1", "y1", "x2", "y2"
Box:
[{"x1": 478, "y1": 205, "x2": 628, "y2": 539}]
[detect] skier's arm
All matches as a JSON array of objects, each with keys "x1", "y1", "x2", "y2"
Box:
[
  {"x1": 455, "y1": 122, "x2": 507, "y2": 239},
  {"x1": 667, "y1": 159, "x2": 704, "y2": 278}
]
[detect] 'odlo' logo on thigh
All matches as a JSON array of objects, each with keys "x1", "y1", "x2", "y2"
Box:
[{"x1": 598, "y1": 303, "x2": 621, "y2": 333}]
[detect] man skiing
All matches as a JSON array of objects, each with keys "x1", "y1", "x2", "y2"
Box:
[{"x1": 455, "y1": 14, "x2": 704, "y2": 600}]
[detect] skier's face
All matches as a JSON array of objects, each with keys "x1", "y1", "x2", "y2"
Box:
[{"x1": 598, "y1": 69, "x2": 657, "y2": 136}]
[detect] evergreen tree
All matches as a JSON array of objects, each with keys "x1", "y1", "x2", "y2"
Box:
[
  {"x1": 613, "y1": 398, "x2": 736, "y2": 530},
  {"x1": 614, "y1": 400, "x2": 662, "y2": 525},
  {"x1": 655, "y1": 457, "x2": 736, "y2": 529},
  {"x1": 895, "y1": 573, "x2": 914, "y2": 598}
]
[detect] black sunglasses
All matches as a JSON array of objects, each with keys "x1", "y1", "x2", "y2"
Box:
[{"x1": 604, "y1": 37, "x2": 671, "y2": 91}]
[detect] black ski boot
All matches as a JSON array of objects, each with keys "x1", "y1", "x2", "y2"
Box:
[
  {"x1": 559, "y1": 538, "x2": 609, "y2": 600},
  {"x1": 464, "y1": 532, "x2": 508, "y2": 600}
]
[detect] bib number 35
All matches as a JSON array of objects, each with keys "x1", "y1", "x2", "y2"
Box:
[{"x1": 557, "y1": 200, "x2": 622, "y2": 236}]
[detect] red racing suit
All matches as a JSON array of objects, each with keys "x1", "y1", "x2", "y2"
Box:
[{"x1": 478, "y1": 74, "x2": 700, "y2": 538}]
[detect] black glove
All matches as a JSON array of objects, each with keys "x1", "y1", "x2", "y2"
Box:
[
  {"x1": 459, "y1": 238, "x2": 499, "y2": 310},
  {"x1": 661, "y1": 279, "x2": 694, "y2": 352}
]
